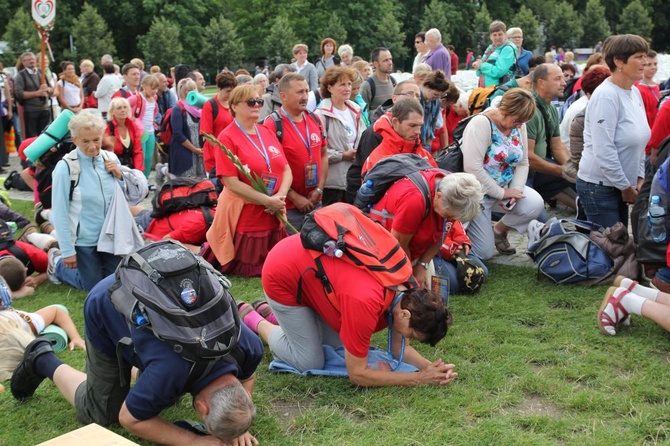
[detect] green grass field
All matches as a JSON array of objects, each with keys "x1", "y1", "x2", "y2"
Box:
[{"x1": 1, "y1": 200, "x2": 669, "y2": 445}]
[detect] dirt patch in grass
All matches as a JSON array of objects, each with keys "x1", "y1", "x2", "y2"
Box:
[
  {"x1": 502, "y1": 394, "x2": 564, "y2": 417},
  {"x1": 271, "y1": 398, "x2": 316, "y2": 423}
]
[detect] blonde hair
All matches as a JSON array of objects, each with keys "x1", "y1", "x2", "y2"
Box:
[
  {"x1": 293, "y1": 43, "x2": 308, "y2": 55},
  {"x1": 229, "y1": 84, "x2": 263, "y2": 117},
  {"x1": 107, "y1": 97, "x2": 131, "y2": 120},
  {"x1": 80, "y1": 59, "x2": 94, "y2": 69},
  {"x1": 141, "y1": 74, "x2": 159, "y2": 90}
]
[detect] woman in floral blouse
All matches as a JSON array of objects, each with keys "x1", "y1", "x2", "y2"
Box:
[{"x1": 462, "y1": 88, "x2": 544, "y2": 260}]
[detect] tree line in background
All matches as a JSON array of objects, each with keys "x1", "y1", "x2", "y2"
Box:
[{"x1": 0, "y1": 0, "x2": 665, "y2": 77}]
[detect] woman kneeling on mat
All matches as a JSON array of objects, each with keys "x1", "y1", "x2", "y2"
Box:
[{"x1": 240, "y1": 234, "x2": 457, "y2": 387}]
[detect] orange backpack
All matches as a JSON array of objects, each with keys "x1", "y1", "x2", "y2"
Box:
[{"x1": 298, "y1": 203, "x2": 416, "y2": 308}]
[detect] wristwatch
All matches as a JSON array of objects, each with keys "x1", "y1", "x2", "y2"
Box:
[
  {"x1": 416, "y1": 261, "x2": 429, "y2": 269},
  {"x1": 315, "y1": 187, "x2": 324, "y2": 196}
]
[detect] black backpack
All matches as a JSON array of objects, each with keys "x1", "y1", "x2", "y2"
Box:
[
  {"x1": 0, "y1": 219, "x2": 34, "y2": 275},
  {"x1": 267, "y1": 110, "x2": 325, "y2": 143},
  {"x1": 355, "y1": 153, "x2": 443, "y2": 220},
  {"x1": 435, "y1": 115, "x2": 492, "y2": 173},
  {"x1": 109, "y1": 240, "x2": 243, "y2": 384}
]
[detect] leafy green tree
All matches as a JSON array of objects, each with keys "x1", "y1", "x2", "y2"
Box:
[
  {"x1": 545, "y1": 1, "x2": 583, "y2": 49},
  {"x1": 319, "y1": 13, "x2": 348, "y2": 49},
  {"x1": 65, "y1": 3, "x2": 116, "y2": 62},
  {"x1": 472, "y1": 4, "x2": 493, "y2": 55},
  {"x1": 2, "y1": 8, "x2": 41, "y2": 55},
  {"x1": 374, "y1": 0, "x2": 408, "y2": 65},
  {"x1": 199, "y1": 15, "x2": 245, "y2": 73},
  {"x1": 616, "y1": 0, "x2": 653, "y2": 40},
  {"x1": 582, "y1": 0, "x2": 611, "y2": 48},
  {"x1": 265, "y1": 15, "x2": 297, "y2": 65},
  {"x1": 420, "y1": 0, "x2": 452, "y2": 45},
  {"x1": 138, "y1": 18, "x2": 183, "y2": 71},
  {"x1": 512, "y1": 6, "x2": 541, "y2": 53}
]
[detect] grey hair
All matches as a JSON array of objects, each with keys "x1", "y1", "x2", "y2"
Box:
[
  {"x1": 426, "y1": 28, "x2": 442, "y2": 42},
  {"x1": 204, "y1": 383, "x2": 256, "y2": 442},
  {"x1": 338, "y1": 44, "x2": 354, "y2": 57},
  {"x1": 253, "y1": 73, "x2": 268, "y2": 85},
  {"x1": 236, "y1": 74, "x2": 253, "y2": 85},
  {"x1": 412, "y1": 63, "x2": 432, "y2": 77},
  {"x1": 273, "y1": 63, "x2": 296, "y2": 78},
  {"x1": 507, "y1": 27, "x2": 523, "y2": 38},
  {"x1": 437, "y1": 173, "x2": 483, "y2": 222},
  {"x1": 68, "y1": 108, "x2": 106, "y2": 138},
  {"x1": 178, "y1": 78, "x2": 196, "y2": 99},
  {"x1": 107, "y1": 97, "x2": 131, "y2": 119}
]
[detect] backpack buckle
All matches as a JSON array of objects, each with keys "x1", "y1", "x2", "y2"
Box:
[{"x1": 148, "y1": 270, "x2": 163, "y2": 284}]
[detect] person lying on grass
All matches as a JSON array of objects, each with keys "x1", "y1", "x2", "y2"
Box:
[
  {"x1": 241, "y1": 233, "x2": 458, "y2": 387},
  {"x1": 0, "y1": 276, "x2": 85, "y2": 381},
  {"x1": 598, "y1": 275, "x2": 670, "y2": 336},
  {"x1": 10, "y1": 273, "x2": 263, "y2": 446}
]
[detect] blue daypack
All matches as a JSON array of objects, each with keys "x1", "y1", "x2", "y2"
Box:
[{"x1": 527, "y1": 218, "x2": 613, "y2": 284}]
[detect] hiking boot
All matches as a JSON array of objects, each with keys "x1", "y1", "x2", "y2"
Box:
[
  {"x1": 10, "y1": 337, "x2": 55, "y2": 401},
  {"x1": 47, "y1": 248, "x2": 62, "y2": 285},
  {"x1": 494, "y1": 230, "x2": 516, "y2": 255},
  {"x1": 18, "y1": 224, "x2": 37, "y2": 244},
  {"x1": 4, "y1": 170, "x2": 18, "y2": 190}
]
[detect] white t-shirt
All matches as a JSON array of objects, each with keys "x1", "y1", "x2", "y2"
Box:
[
  {"x1": 142, "y1": 99, "x2": 156, "y2": 134},
  {"x1": 333, "y1": 106, "x2": 357, "y2": 149},
  {"x1": 0, "y1": 309, "x2": 46, "y2": 334},
  {"x1": 60, "y1": 80, "x2": 81, "y2": 106}
]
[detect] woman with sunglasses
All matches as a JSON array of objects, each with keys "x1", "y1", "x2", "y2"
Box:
[
  {"x1": 169, "y1": 78, "x2": 206, "y2": 178},
  {"x1": 206, "y1": 84, "x2": 291, "y2": 277},
  {"x1": 462, "y1": 88, "x2": 544, "y2": 260}
]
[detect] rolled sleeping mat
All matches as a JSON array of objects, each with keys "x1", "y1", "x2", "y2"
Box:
[
  {"x1": 39, "y1": 304, "x2": 70, "y2": 353},
  {"x1": 25, "y1": 110, "x2": 75, "y2": 162},
  {"x1": 186, "y1": 91, "x2": 209, "y2": 108}
]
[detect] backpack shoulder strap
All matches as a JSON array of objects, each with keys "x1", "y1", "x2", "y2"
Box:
[
  {"x1": 405, "y1": 171, "x2": 432, "y2": 219},
  {"x1": 365, "y1": 77, "x2": 376, "y2": 102},
  {"x1": 270, "y1": 110, "x2": 283, "y2": 143},
  {"x1": 306, "y1": 110, "x2": 326, "y2": 140},
  {"x1": 63, "y1": 151, "x2": 81, "y2": 201},
  {"x1": 208, "y1": 97, "x2": 219, "y2": 121}
]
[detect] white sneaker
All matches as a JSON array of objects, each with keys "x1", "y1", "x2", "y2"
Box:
[
  {"x1": 527, "y1": 220, "x2": 546, "y2": 246},
  {"x1": 155, "y1": 163, "x2": 165, "y2": 188},
  {"x1": 47, "y1": 247, "x2": 62, "y2": 285}
]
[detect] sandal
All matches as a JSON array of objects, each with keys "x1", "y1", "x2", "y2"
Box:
[
  {"x1": 611, "y1": 277, "x2": 636, "y2": 327},
  {"x1": 598, "y1": 287, "x2": 630, "y2": 336},
  {"x1": 252, "y1": 298, "x2": 272, "y2": 318},
  {"x1": 237, "y1": 302, "x2": 254, "y2": 319}
]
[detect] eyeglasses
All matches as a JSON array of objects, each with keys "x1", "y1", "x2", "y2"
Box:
[
  {"x1": 245, "y1": 98, "x2": 264, "y2": 107},
  {"x1": 396, "y1": 92, "x2": 421, "y2": 99}
]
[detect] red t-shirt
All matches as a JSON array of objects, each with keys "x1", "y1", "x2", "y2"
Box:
[
  {"x1": 262, "y1": 235, "x2": 389, "y2": 358},
  {"x1": 201, "y1": 97, "x2": 234, "y2": 173},
  {"x1": 635, "y1": 82, "x2": 661, "y2": 128},
  {"x1": 0, "y1": 241, "x2": 48, "y2": 273},
  {"x1": 648, "y1": 99, "x2": 670, "y2": 154},
  {"x1": 144, "y1": 208, "x2": 217, "y2": 245},
  {"x1": 216, "y1": 122, "x2": 288, "y2": 231},
  {"x1": 369, "y1": 170, "x2": 446, "y2": 261},
  {"x1": 263, "y1": 111, "x2": 327, "y2": 210}
]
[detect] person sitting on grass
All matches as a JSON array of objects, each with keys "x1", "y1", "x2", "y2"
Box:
[
  {"x1": 10, "y1": 273, "x2": 263, "y2": 446},
  {"x1": 598, "y1": 275, "x2": 670, "y2": 336},
  {"x1": 240, "y1": 233, "x2": 458, "y2": 388}
]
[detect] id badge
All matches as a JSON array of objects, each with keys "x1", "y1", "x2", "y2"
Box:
[
  {"x1": 432, "y1": 258, "x2": 450, "y2": 306},
  {"x1": 262, "y1": 172, "x2": 280, "y2": 196},
  {"x1": 304, "y1": 162, "x2": 318, "y2": 187}
]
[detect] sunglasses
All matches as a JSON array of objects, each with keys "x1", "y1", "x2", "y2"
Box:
[{"x1": 245, "y1": 98, "x2": 264, "y2": 107}]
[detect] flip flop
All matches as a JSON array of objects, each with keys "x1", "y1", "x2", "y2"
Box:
[
  {"x1": 598, "y1": 287, "x2": 630, "y2": 336},
  {"x1": 252, "y1": 298, "x2": 273, "y2": 319}
]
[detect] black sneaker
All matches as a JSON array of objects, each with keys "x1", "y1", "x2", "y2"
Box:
[
  {"x1": 10, "y1": 337, "x2": 55, "y2": 401},
  {"x1": 4, "y1": 170, "x2": 18, "y2": 190}
]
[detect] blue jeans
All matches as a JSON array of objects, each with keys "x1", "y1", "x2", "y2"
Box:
[
  {"x1": 75, "y1": 246, "x2": 122, "y2": 291},
  {"x1": 576, "y1": 178, "x2": 627, "y2": 229},
  {"x1": 54, "y1": 258, "x2": 86, "y2": 291}
]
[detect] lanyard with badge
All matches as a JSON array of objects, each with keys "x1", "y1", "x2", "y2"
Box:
[
  {"x1": 431, "y1": 218, "x2": 451, "y2": 306},
  {"x1": 282, "y1": 108, "x2": 318, "y2": 188},
  {"x1": 235, "y1": 120, "x2": 279, "y2": 195},
  {"x1": 386, "y1": 292, "x2": 406, "y2": 371}
]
